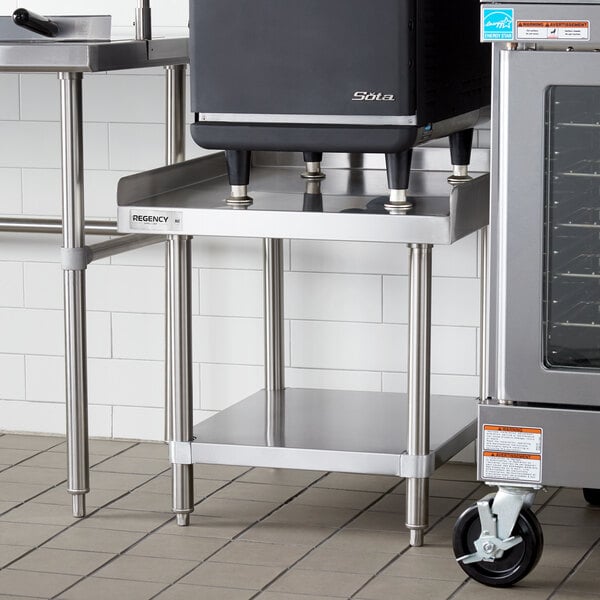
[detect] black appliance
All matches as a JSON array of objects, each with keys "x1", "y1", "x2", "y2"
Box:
[{"x1": 189, "y1": 0, "x2": 490, "y2": 209}]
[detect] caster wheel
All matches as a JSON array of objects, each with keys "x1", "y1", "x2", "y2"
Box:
[
  {"x1": 583, "y1": 488, "x2": 600, "y2": 506},
  {"x1": 453, "y1": 503, "x2": 544, "y2": 587}
]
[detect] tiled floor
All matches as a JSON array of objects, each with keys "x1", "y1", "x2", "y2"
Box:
[{"x1": 0, "y1": 433, "x2": 599, "y2": 600}]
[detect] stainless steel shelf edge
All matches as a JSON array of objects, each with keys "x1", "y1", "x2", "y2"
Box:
[
  {"x1": 0, "y1": 37, "x2": 188, "y2": 72},
  {"x1": 179, "y1": 388, "x2": 477, "y2": 476},
  {"x1": 116, "y1": 155, "x2": 489, "y2": 244}
]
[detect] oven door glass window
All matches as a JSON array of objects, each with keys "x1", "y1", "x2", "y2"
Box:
[{"x1": 544, "y1": 85, "x2": 600, "y2": 370}]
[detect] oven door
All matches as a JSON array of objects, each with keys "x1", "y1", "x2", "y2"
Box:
[{"x1": 494, "y1": 49, "x2": 600, "y2": 406}]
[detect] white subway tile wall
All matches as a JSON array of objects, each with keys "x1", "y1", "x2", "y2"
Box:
[{"x1": 0, "y1": 0, "x2": 489, "y2": 447}]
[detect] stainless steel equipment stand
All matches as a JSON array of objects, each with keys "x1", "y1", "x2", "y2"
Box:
[{"x1": 118, "y1": 155, "x2": 489, "y2": 543}]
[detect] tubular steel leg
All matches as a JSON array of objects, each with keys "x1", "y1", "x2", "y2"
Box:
[
  {"x1": 406, "y1": 243, "x2": 433, "y2": 546},
  {"x1": 479, "y1": 227, "x2": 489, "y2": 401},
  {"x1": 60, "y1": 72, "x2": 89, "y2": 518},
  {"x1": 264, "y1": 239, "x2": 285, "y2": 447},
  {"x1": 164, "y1": 64, "x2": 193, "y2": 526}
]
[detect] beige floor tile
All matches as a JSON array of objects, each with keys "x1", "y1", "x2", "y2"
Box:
[
  {"x1": 239, "y1": 467, "x2": 325, "y2": 487},
  {"x1": 92, "y1": 455, "x2": 169, "y2": 476},
  {"x1": 298, "y1": 545, "x2": 395, "y2": 574},
  {"x1": 267, "y1": 503, "x2": 358, "y2": 528},
  {"x1": 34, "y1": 486, "x2": 125, "y2": 509},
  {"x1": 141, "y1": 475, "x2": 225, "y2": 499},
  {"x1": 127, "y1": 532, "x2": 226, "y2": 561},
  {"x1": 94, "y1": 554, "x2": 199, "y2": 583},
  {"x1": 259, "y1": 593, "x2": 339, "y2": 600},
  {"x1": 89, "y1": 470, "x2": 152, "y2": 491},
  {"x1": 371, "y1": 494, "x2": 461, "y2": 516},
  {"x1": 119, "y1": 442, "x2": 168, "y2": 459},
  {"x1": 154, "y1": 583, "x2": 255, "y2": 600},
  {"x1": 210, "y1": 540, "x2": 311, "y2": 567},
  {"x1": 160, "y1": 514, "x2": 255, "y2": 540},
  {"x1": 432, "y1": 463, "x2": 477, "y2": 482},
  {"x1": 195, "y1": 464, "x2": 251, "y2": 481},
  {"x1": 454, "y1": 579, "x2": 555, "y2": 599},
  {"x1": 347, "y1": 510, "x2": 406, "y2": 532},
  {"x1": 9, "y1": 547, "x2": 114, "y2": 575},
  {"x1": 0, "y1": 481, "x2": 50, "y2": 503},
  {"x1": 315, "y1": 473, "x2": 398, "y2": 493},
  {"x1": 45, "y1": 525, "x2": 145, "y2": 553},
  {"x1": 0, "y1": 448, "x2": 39, "y2": 465},
  {"x1": 0, "y1": 596, "x2": 45, "y2": 600},
  {"x1": 181, "y1": 560, "x2": 282, "y2": 589},
  {"x1": 0, "y1": 466, "x2": 65, "y2": 486},
  {"x1": 322, "y1": 528, "x2": 410, "y2": 555},
  {"x1": 195, "y1": 497, "x2": 279, "y2": 521},
  {"x1": 383, "y1": 554, "x2": 466, "y2": 581},
  {"x1": 49, "y1": 438, "x2": 136, "y2": 456},
  {"x1": 394, "y1": 478, "x2": 482, "y2": 499},
  {"x1": 240, "y1": 521, "x2": 336, "y2": 547},
  {"x1": 356, "y1": 575, "x2": 461, "y2": 600},
  {"x1": 542, "y1": 524, "x2": 600, "y2": 547},
  {"x1": 110, "y1": 490, "x2": 174, "y2": 513},
  {"x1": 553, "y1": 592, "x2": 600, "y2": 599},
  {"x1": 57, "y1": 576, "x2": 166, "y2": 600},
  {"x1": 212, "y1": 481, "x2": 304, "y2": 504},
  {"x1": 269, "y1": 568, "x2": 370, "y2": 598},
  {"x1": 0, "y1": 544, "x2": 33, "y2": 568},
  {"x1": 562, "y1": 570, "x2": 600, "y2": 594},
  {"x1": 538, "y1": 506, "x2": 600, "y2": 528},
  {"x1": 20, "y1": 452, "x2": 104, "y2": 470},
  {"x1": 403, "y1": 541, "x2": 455, "y2": 559},
  {"x1": 537, "y1": 545, "x2": 588, "y2": 569},
  {"x1": 293, "y1": 487, "x2": 380, "y2": 510},
  {"x1": 77, "y1": 508, "x2": 172, "y2": 533},
  {"x1": 0, "y1": 569, "x2": 78, "y2": 598},
  {"x1": 0, "y1": 501, "x2": 19, "y2": 514},
  {"x1": 0, "y1": 521, "x2": 63, "y2": 547},
  {"x1": 0, "y1": 434, "x2": 64, "y2": 451},
  {"x1": 550, "y1": 488, "x2": 594, "y2": 509},
  {"x1": 1, "y1": 502, "x2": 80, "y2": 527}
]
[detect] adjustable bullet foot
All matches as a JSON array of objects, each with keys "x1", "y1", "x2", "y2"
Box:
[
  {"x1": 409, "y1": 528, "x2": 425, "y2": 547},
  {"x1": 226, "y1": 185, "x2": 253, "y2": 208},
  {"x1": 176, "y1": 513, "x2": 190, "y2": 527},
  {"x1": 72, "y1": 493, "x2": 86, "y2": 518},
  {"x1": 301, "y1": 152, "x2": 326, "y2": 180},
  {"x1": 448, "y1": 164, "x2": 473, "y2": 184}
]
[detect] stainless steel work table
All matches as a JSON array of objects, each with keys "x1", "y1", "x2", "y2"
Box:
[
  {"x1": 0, "y1": 34, "x2": 189, "y2": 519},
  {"x1": 117, "y1": 153, "x2": 490, "y2": 545}
]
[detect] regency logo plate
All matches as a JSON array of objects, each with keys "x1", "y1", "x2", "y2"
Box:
[{"x1": 129, "y1": 210, "x2": 183, "y2": 232}]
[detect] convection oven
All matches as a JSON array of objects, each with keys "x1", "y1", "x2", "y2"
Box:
[{"x1": 454, "y1": 1, "x2": 600, "y2": 587}]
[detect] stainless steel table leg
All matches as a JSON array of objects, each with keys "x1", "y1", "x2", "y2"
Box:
[
  {"x1": 406, "y1": 243, "x2": 432, "y2": 546},
  {"x1": 60, "y1": 72, "x2": 89, "y2": 518},
  {"x1": 164, "y1": 64, "x2": 193, "y2": 527},
  {"x1": 264, "y1": 239, "x2": 285, "y2": 447}
]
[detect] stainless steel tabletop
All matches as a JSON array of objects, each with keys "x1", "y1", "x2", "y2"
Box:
[
  {"x1": 117, "y1": 152, "x2": 490, "y2": 244},
  {"x1": 0, "y1": 36, "x2": 188, "y2": 72}
]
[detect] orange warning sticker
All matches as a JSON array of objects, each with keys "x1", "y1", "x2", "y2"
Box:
[
  {"x1": 482, "y1": 424, "x2": 543, "y2": 483},
  {"x1": 517, "y1": 20, "x2": 589, "y2": 40}
]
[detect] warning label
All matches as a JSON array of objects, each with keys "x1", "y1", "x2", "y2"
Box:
[
  {"x1": 517, "y1": 20, "x2": 590, "y2": 40},
  {"x1": 483, "y1": 452, "x2": 541, "y2": 483},
  {"x1": 484, "y1": 425, "x2": 542, "y2": 454},
  {"x1": 482, "y1": 425, "x2": 543, "y2": 483}
]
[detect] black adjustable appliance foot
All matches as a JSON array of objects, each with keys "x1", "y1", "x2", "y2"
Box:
[
  {"x1": 384, "y1": 150, "x2": 413, "y2": 214},
  {"x1": 448, "y1": 128, "x2": 474, "y2": 184},
  {"x1": 225, "y1": 150, "x2": 253, "y2": 208}
]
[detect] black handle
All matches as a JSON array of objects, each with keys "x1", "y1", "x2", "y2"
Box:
[{"x1": 13, "y1": 8, "x2": 59, "y2": 38}]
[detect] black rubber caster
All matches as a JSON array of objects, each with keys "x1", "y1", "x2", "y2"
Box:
[
  {"x1": 453, "y1": 503, "x2": 544, "y2": 587},
  {"x1": 583, "y1": 488, "x2": 600, "y2": 506}
]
